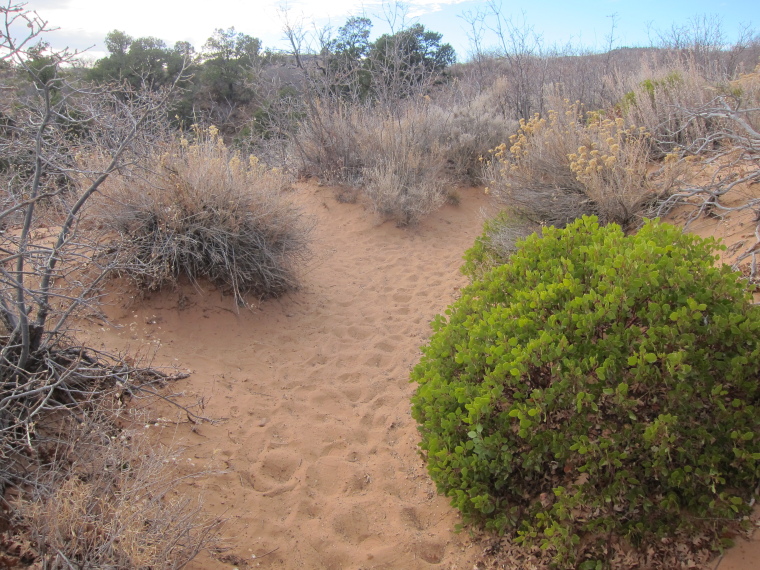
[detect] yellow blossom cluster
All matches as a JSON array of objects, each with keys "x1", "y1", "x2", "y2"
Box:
[
  {"x1": 482, "y1": 96, "x2": 689, "y2": 225},
  {"x1": 488, "y1": 100, "x2": 584, "y2": 170},
  {"x1": 568, "y1": 116, "x2": 651, "y2": 187}
]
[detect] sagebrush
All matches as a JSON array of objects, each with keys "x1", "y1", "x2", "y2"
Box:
[
  {"x1": 95, "y1": 127, "x2": 312, "y2": 304},
  {"x1": 485, "y1": 99, "x2": 688, "y2": 229},
  {"x1": 290, "y1": 94, "x2": 513, "y2": 224}
]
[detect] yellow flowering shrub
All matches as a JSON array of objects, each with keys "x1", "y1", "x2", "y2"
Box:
[{"x1": 486, "y1": 99, "x2": 687, "y2": 228}]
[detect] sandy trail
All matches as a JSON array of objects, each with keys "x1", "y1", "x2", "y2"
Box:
[
  {"x1": 84, "y1": 183, "x2": 490, "y2": 569},
  {"x1": 80, "y1": 182, "x2": 759, "y2": 569}
]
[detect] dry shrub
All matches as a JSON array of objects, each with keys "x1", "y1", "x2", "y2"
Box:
[
  {"x1": 650, "y1": 66, "x2": 760, "y2": 269},
  {"x1": 723, "y1": 65, "x2": 760, "y2": 148},
  {"x1": 291, "y1": 99, "x2": 449, "y2": 225},
  {"x1": 17, "y1": 411, "x2": 221, "y2": 569},
  {"x1": 290, "y1": 99, "x2": 366, "y2": 184},
  {"x1": 359, "y1": 105, "x2": 449, "y2": 225},
  {"x1": 95, "y1": 127, "x2": 312, "y2": 304},
  {"x1": 485, "y1": 100, "x2": 589, "y2": 227},
  {"x1": 440, "y1": 91, "x2": 518, "y2": 184},
  {"x1": 617, "y1": 64, "x2": 716, "y2": 156},
  {"x1": 364, "y1": 156, "x2": 445, "y2": 226},
  {"x1": 567, "y1": 114, "x2": 689, "y2": 225},
  {"x1": 487, "y1": 98, "x2": 688, "y2": 228},
  {"x1": 360, "y1": 99, "x2": 513, "y2": 224},
  {"x1": 290, "y1": 94, "x2": 514, "y2": 224}
]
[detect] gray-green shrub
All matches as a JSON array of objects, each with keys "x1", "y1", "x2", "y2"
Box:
[{"x1": 96, "y1": 128, "x2": 312, "y2": 304}]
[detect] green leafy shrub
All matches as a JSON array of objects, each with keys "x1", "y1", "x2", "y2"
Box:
[{"x1": 411, "y1": 216, "x2": 760, "y2": 567}]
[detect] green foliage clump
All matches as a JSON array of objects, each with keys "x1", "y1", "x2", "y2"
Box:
[{"x1": 411, "y1": 216, "x2": 760, "y2": 567}]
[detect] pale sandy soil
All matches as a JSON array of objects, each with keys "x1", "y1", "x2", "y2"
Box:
[{"x1": 79, "y1": 182, "x2": 759, "y2": 569}]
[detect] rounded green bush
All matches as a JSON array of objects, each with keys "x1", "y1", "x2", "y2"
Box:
[{"x1": 411, "y1": 216, "x2": 760, "y2": 567}]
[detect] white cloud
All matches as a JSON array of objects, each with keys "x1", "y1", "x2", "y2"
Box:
[
  {"x1": 31, "y1": 0, "x2": 472, "y2": 45},
  {"x1": 22, "y1": 0, "x2": 475, "y2": 59}
]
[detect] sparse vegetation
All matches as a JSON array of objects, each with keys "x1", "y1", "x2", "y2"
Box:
[
  {"x1": 617, "y1": 66, "x2": 715, "y2": 156},
  {"x1": 412, "y1": 216, "x2": 760, "y2": 568},
  {"x1": 16, "y1": 406, "x2": 222, "y2": 569},
  {"x1": 95, "y1": 126, "x2": 312, "y2": 303},
  {"x1": 288, "y1": 94, "x2": 513, "y2": 225},
  {"x1": 1, "y1": 4, "x2": 220, "y2": 566},
  {"x1": 3, "y1": 1, "x2": 760, "y2": 567}
]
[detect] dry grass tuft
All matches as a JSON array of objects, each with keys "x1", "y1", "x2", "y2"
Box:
[
  {"x1": 15, "y1": 409, "x2": 222, "y2": 569},
  {"x1": 93, "y1": 127, "x2": 313, "y2": 304}
]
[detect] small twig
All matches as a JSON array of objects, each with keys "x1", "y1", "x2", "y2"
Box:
[
  {"x1": 129, "y1": 383, "x2": 216, "y2": 425},
  {"x1": 254, "y1": 546, "x2": 280, "y2": 560}
]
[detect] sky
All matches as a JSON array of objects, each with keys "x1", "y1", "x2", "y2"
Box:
[{"x1": 18, "y1": 0, "x2": 760, "y2": 63}]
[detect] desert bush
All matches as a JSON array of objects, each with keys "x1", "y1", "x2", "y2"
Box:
[
  {"x1": 486, "y1": 99, "x2": 686, "y2": 228},
  {"x1": 289, "y1": 99, "x2": 449, "y2": 225},
  {"x1": 485, "y1": 101, "x2": 588, "y2": 227},
  {"x1": 617, "y1": 65, "x2": 716, "y2": 156},
  {"x1": 0, "y1": 6, "x2": 220, "y2": 568},
  {"x1": 16, "y1": 408, "x2": 221, "y2": 569},
  {"x1": 96, "y1": 127, "x2": 312, "y2": 304},
  {"x1": 439, "y1": 90, "x2": 519, "y2": 184},
  {"x1": 412, "y1": 216, "x2": 760, "y2": 568},
  {"x1": 359, "y1": 104, "x2": 451, "y2": 225},
  {"x1": 358, "y1": 95, "x2": 514, "y2": 224},
  {"x1": 287, "y1": 76, "x2": 517, "y2": 224},
  {"x1": 289, "y1": 99, "x2": 366, "y2": 184},
  {"x1": 650, "y1": 67, "x2": 760, "y2": 275},
  {"x1": 651, "y1": 15, "x2": 760, "y2": 81},
  {"x1": 364, "y1": 155, "x2": 446, "y2": 226},
  {"x1": 0, "y1": 0, "x2": 192, "y2": 489}
]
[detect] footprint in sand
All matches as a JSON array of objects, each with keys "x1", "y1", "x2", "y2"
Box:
[
  {"x1": 373, "y1": 340, "x2": 397, "y2": 353},
  {"x1": 304, "y1": 457, "x2": 366, "y2": 497},
  {"x1": 412, "y1": 539, "x2": 446, "y2": 564},
  {"x1": 392, "y1": 291, "x2": 412, "y2": 303},
  {"x1": 400, "y1": 505, "x2": 426, "y2": 531},
  {"x1": 344, "y1": 325, "x2": 374, "y2": 341},
  {"x1": 331, "y1": 503, "x2": 374, "y2": 545},
  {"x1": 339, "y1": 382, "x2": 363, "y2": 403},
  {"x1": 245, "y1": 448, "x2": 302, "y2": 492}
]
